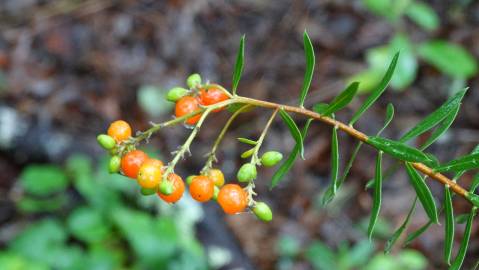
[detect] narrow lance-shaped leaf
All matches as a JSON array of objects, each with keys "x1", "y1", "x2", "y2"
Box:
[
  {"x1": 314, "y1": 82, "x2": 358, "y2": 116},
  {"x1": 232, "y1": 35, "x2": 245, "y2": 95},
  {"x1": 444, "y1": 186, "x2": 454, "y2": 265},
  {"x1": 453, "y1": 144, "x2": 479, "y2": 180},
  {"x1": 340, "y1": 103, "x2": 394, "y2": 188},
  {"x1": 279, "y1": 109, "x2": 304, "y2": 159},
  {"x1": 298, "y1": 30, "x2": 315, "y2": 108},
  {"x1": 400, "y1": 88, "x2": 467, "y2": 143},
  {"x1": 321, "y1": 127, "x2": 340, "y2": 205},
  {"x1": 434, "y1": 153, "x2": 479, "y2": 173},
  {"x1": 237, "y1": 138, "x2": 257, "y2": 145},
  {"x1": 469, "y1": 173, "x2": 479, "y2": 193},
  {"x1": 405, "y1": 163, "x2": 439, "y2": 223},
  {"x1": 270, "y1": 118, "x2": 312, "y2": 189},
  {"x1": 367, "y1": 136, "x2": 434, "y2": 166},
  {"x1": 449, "y1": 207, "x2": 477, "y2": 270},
  {"x1": 385, "y1": 198, "x2": 417, "y2": 254},
  {"x1": 420, "y1": 104, "x2": 460, "y2": 150},
  {"x1": 368, "y1": 152, "x2": 383, "y2": 240},
  {"x1": 349, "y1": 52, "x2": 399, "y2": 125},
  {"x1": 404, "y1": 220, "x2": 433, "y2": 247}
]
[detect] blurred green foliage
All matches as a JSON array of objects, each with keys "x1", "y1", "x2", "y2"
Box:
[
  {"x1": 3, "y1": 154, "x2": 209, "y2": 270},
  {"x1": 353, "y1": 0, "x2": 477, "y2": 93},
  {"x1": 276, "y1": 234, "x2": 427, "y2": 270}
]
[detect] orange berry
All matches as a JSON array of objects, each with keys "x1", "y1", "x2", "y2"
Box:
[
  {"x1": 121, "y1": 150, "x2": 149, "y2": 179},
  {"x1": 137, "y1": 159, "x2": 163, "y2": 189},
  {"x1": 107, "y1": 120, "x2": 132, "y2": 143},
  {"x1": 175, "y1": 96, "x2": 202, "y2": 125},
  {"x1": 189, "y1": 176, "x2": 214, "y2": 202},
  {"x1": 206, "y1": 169, "x2": 225, "y2": 187},
  {"x1": 198, "y1": 88, "x2": 229, "y2": 112},
  {"x1": 217, "y1": 184, "x2": 248, "y2": 214},
  {"x1": 158, "y1": 173, "x2": 185, "y2": 203}
]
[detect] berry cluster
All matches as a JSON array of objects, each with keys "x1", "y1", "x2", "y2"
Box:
[{"x1": 96, "y1": 74, "x2": 281, "y2": 222}]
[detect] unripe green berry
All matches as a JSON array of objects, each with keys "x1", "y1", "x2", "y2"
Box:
[
  {"x1": 253, "y1": 202, "x2": 273, "y2": 222},
  {"x1": 213, "y1": 186, "x2": 220, "y2": 201},
  {"x1": 166, "y1": 87, "x2": 188, "y2": 102},
  {"x1": 109, "y1": 156, "x2": 121, "y2": 174},
  {"x1": 186, "y1": 175, "x2": 196, "y2": 185},
  {"x1": 159, "y1": 180, "x2": 174, "y2": 195},
  {"x1": 186, "y1": 73, "x2": 202, "y2": 88},
  {"x1": 141, "y1": 187, "x2": 157, "y2": 196},
  {"x1": 237, "y1": 163, "x2": 257, "y2": 183},
  {"x1": 261, "y1": 151, "x2": 283, "y2": 167},
  {"x1": 97, "y1": 134, "x2": 116, "y2": 150}
]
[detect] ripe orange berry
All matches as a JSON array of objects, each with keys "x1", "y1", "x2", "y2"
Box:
[
  {"x1": 199, "y1": 88, "x2": 229, "y2": 112},
  {"x1": 107, "y1": 120, "x2": 132, "y2": 143},
  {"x1": 189, "y1": 176, "x2": 214, "y2": 202},
  {"x1": 206, "y1": 169, "x2": 225, "y2": 187},
  {"x1": 175, "y1": 96, "x2": 202, "y2": 125},
  {"x1": 158, "y1": 173, "x2": 185, "y2": 203},
  {"x1": 121, "y1": 150, "x2": 149, "y2": 179},
  {"x1": 217, "y1": 184, "x2": 248, "y2": 214},
  {"x1": 137, "y1": 159, "x2": 163, "y2": 189}
]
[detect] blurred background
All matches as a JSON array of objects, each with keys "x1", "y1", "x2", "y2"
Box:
[{"x1": 1, "y1": 0, "x2": 479, "y2": 269}]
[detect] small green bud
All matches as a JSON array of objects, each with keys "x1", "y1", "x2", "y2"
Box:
[
  {"x1": 166, "y1": 87, "x2": 188, "y2": 102},
  {"x1": 253, "y1": 202, "x2": 273, "y2": 222},
  {"x1": 213, "y1": 186, "x2": 220, "y2": 201},
  {"x1": 186, "y1": 73, "x2": 202, "y2": 89},
  {"x1": 109, "y1": 156, "x2": 121, "y2": 174},
  {"x1": 141, "y1": 187, "x2": 157, "y2": 196},
  {"x1": 261, "y1": 151, "x2": 283, "y2": 167},
  {"x1": 237, "y1": 163, "x2": 257, "y2": 183},
  {"x1": 97, "y1": 134, "x2": 116, "y2": 150},
  {"x1": 186, "y1": 175, "x2": 196, "y2": 185},
  {"x1": 159, "y1": 180, "x2": 174, "y2": 195}
]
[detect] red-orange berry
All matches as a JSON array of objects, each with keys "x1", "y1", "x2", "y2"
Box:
[
  {"x1": 199, "y1": 88, "x2": 229, "y2": 112},
  {"x1": 189, "y1": 176, "x2": 215, "y2": 202},
  {"x1": 137, "y1": 159, "x2": 163, "y2": 189},
  {"x1": 217, "y1": 184, "x2": 248, "y2": 214},
  {"x1": 175, "y1": 96, "x2": 202, "y2": 125},
  {"x1": 158, "y1": 173, "x2": 185, "y2": 203},
  {"x1": 107, "y1": 120, "x2": 132, "y2": 143},
  {"x1": 121, "y1": 150, "x2": 149, "y2": 179},
  {"x1": 206, "y1": 169, "x2": 225, "y2": 187}
]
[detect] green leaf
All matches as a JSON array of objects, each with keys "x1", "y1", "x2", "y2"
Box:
[
  {"x1": 322, "y1": 127, "x2": 340, "y2": 205},
  {"x1": 299, "y1": 30, "x2": 315, "y2": 107},
  {"x1": 449, "y1": 207, "x2": 477, "y2": 270},
  {"x1": 232, "y1": 35, "x2": 245, "y2": 95},
  {"x1": 312, "y1": 102, "x2": 329, "y2": 114},
  {"x1": 389, "y1": 34, "x2": 418, "y2": 90},
  {"x1": 279, "y1": 109, "x2": 304, "y2": 159},
  {"x1": 400, "y1": 89, "x2": 467, "y2": 143},
  {"x1": 316, "y1": 82, "x2": 358, "y2": 116},
  {"x1": 367, "y1": 136, "x2": 434, "y2": 166},
  {"x1": 455, "y1": 213, "x2": 469, "y2": 224},
  {"x1": 305, "y1": 241, "x2": 337, "y2": 270},
  {"x1": 237, "y1": 137, "x2": 257, "y2": 145},
  {"x1": 241, "y1": 148, "x2": 255, "y2": 159},
  {"x1": 469, "y1": 173, "x2": 479, "y2": 193},
  {"x1": 17, "y1": 195, "x2": 67, "y2": 213},
  {"x1": 350, "y1": 52, "x2": 399, "y2": 125},
  {"x1": 384, "y1": 198, "x2": 417, "y2": 254},
  {"x1": 368, "y1": 152, "x2": 383, "y2": 239},
  {"x1": 404, "y1": 220, "x2": 433, "y2": 247},
  {"x1": 270, "y1": 119, "x2": 312, "y2": 189},
  {"x1": 454, "y1": 145, "x2": 479, "y2": 180},
  {"x1": 434, "y1": 153, "x2": 479, "y2": 173},
  {"x1": 418, "y1": 40, "x2": 478, "y2": 78},
  {"x1": 20, "y1": 165, "x2": 68, "y2": 196},
  {"x1": 420, "y1": 104, "x2": 460, "y2": 150},
  {"x1": 340, "y1": 103, "x2": 394, "y2": 188},
  {"x1": 405, "y1": 2, "x2": 439, "y2": 31},
  {"x1": 404, "y1": 163, "x2": 439, "y2": 223},
  {"x1": 378, "y1": 103, "x2": 394, "y2": 135},
  {"x1": 444, "y1": 187, "x2": 454, "y2": 265},
  {"x1": 67, "y1": 207, "x2": 110, "y2": 243}
]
